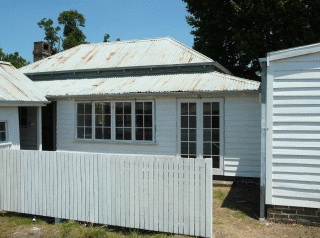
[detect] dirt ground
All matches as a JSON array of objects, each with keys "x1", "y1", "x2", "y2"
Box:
[{"x1": 213, "y1": 180, "x2": 320, "y2": 238}]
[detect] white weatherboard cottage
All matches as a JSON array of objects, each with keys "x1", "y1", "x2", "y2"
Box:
[
  {"x1": 21, "y1": 37, "x2": 261, "y2": 177},
  {"x1": 260, "y1": 43, "x2": 320, "y2": 224},
  {"x1": 0, "y1": 61, "x2": 48, "y2": 150}
]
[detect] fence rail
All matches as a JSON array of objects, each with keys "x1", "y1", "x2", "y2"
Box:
[{"x1": 0, "y1": 149, "x2": 212, "y2": 237}]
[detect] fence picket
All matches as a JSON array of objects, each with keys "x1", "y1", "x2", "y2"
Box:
[{"x1": 0, "y1": 149, "x2": 212, "y2": 237}]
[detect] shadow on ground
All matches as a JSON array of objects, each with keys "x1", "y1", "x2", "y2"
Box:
[{"x1": 215, "y1": 181, "x2": 260, "y2": 220}]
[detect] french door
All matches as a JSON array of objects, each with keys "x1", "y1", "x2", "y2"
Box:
[{"x1": 178, "y1": 99, "x2": 224, "y2": 175}]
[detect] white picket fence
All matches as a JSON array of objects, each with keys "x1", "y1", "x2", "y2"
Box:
[{"x1": 0, "y1": 149, "x2": 212, "y2": 237}]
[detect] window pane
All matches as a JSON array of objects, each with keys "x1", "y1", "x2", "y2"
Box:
[
  {"x1": 77, "y1": 104, "x2": 84, "y2": 114},
  {"x1": 95, "y1": 115, "x2": 103, "y2": 126},
  {"x1": 136, "y1": 128, "x2": 143, "y2": 140},
  {"x1": 212, "y1": 129, "x2": 220, "y2": 141},
  {"x1": 189, "y1": 103, "x2": 196, "y2": 115},
  {"x1": 104, "y1": 128, "x2": 111, "y2": 139},
  {"x1": 116, "y1": 128, "x2": 123, "y2": 140},
  {"x1": 203, "y1": 129, "x2": 211, "y2": 141},
  {"x1": 124, "y1": 128, "x2": 132, "y2": 140},
  {"x1": 181, "y1": 129, "x2": 188, "y2": 141},
  {"x1": 85, "y1": 115, "x2": 92, "y2": 126},
  {"x1": 181, "y1": 103, "x2": 188, "y2": 115},
  {"x1": 204, "y1": 143, "x2": 211, "y2": 155},
  {"x1": 181, "y1": 116, "x2": 188, "y2": 128},
  {"x1": 203, "y1": 103, "x2": 211, "y2": 115},
  {"x1": 104, "y1": 115, "x2": 111, "y2": 127},
  {"x1": 124, "y1": 115, "x2": 131, "y2": 127},
  {"x1": 203, "y1": 116, "x2": 211, "y2": 128},
  {"x1": 135, "y1": 102, "x2": 143, "y2": 114},
  {"x1": 189, "y1": 142, "x2": 196, "y2": 155},
  {"x1": 95, "y1": 128, "x2": 103, "y2": 139},
  {"x1": 124, "y1": 102, "x2": 131, "y2": 114},
  {"x1": 189, "y1": 116, "x2": 196, "y2": 128},
  {"x1": 181, "y1": 142, "x2": 188, "y2": 154},
  {"x1": 116, "y1": 102, "x2": 123, "y2": 114},
  {"x1": 212, "y1": 116, "x2": 219, "y2": 128},
  {"x1": 212, "y1": 103, "x2": 219, "y2": 115},
  {"x1": 95, "y1": 103, "x2": 103, "y2": 114},
  {"x1": 144, "y1": 102, "x2": 152, "y2": 114},
  {"x1": 85, "y1": 103, "x2": 92, "y2": 114},
  {"x1": 77, "y1": 127, "x2": 84, "y2": 139},
  {"x1": 145, "y1": 129, "x2": 152, "y2": 141},
  {"x1": 85, "y1": 127, "x2": 92, "y2": 139},
  {"x1": 0, "y1": 132, "x2": 6, "y2": 141},
  {"x1": 104, "y1": 103, "x2": 111, "y2": 114},
  {"x1": 136, "y1": 115, "x2": 143, "y2": 127},
  {"x1": 212, "y1": 156, "x2": 220, "y2": 168},
  {"x1": 0, "y1": 122, "x2": 5, "y2": 131},
  {"x1": 189, "y1": 129, "x2": 196, "y2": 141},
  {"x1": 116, "y1": 115, "x2": 123, "y2": 127},
  {"x1": 144, "y1": 115, "x2": 152, "y2": 127},
  {"x1": 212, "y1": 143, "x2": 220, "y2": 155}
]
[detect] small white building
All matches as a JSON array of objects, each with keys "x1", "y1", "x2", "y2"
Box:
[
  {"x1": 0, "y1": 61, "x2": 48, "y2": 150},
  {"x1": 261, "y1": 43, "x2": 320, "y2": 225},
  {"x1": 21, "y1": 37, "x2": 261, "y2": 177}
]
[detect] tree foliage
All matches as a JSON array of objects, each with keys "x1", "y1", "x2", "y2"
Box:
[
  {"x1": 38, "y1": 10, "x2": 87, "y2": 52},
  {"x1": 0, "y1": 48, "x2": 28, "y2": 68},
  {"x1": 37, "y1": 18, "x2": 61, "y2": 54},
  {"x1": 183, "y1": 0, "x2": 320, "y2": 80},
  {"x1": 58, "y1": 10, "x2": 87, "y2": 50}
]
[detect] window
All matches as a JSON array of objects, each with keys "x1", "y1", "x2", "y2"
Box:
[
  {"x1": 115, "y1": 102, "x2": 132, "y2": 140},
  {"x1": 180, "y1": 103, "x2": 197, "y2": 158},
  {"x1": 77, "y1": 103, "x2": 92, "y2": 139},
  {"x1": 95, "y1": 102, "x2": 111, "y2": 140},
  {"x1": 76, "y1": 101, "x2": 154, "y2": 142},
  {"x1": 0, "y1": 122, "x2": 7, "y2": 142},
  {"x1": 135, "y1": 102, "x2": 153, "y2": 141}
]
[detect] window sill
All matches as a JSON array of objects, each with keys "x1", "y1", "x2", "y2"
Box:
[
  {"x1": 0, "y1": 142, "x2": 12, "y2": 147},
  {"x1": 73, "y1": 139, "x2": 158, "y2": 146}
]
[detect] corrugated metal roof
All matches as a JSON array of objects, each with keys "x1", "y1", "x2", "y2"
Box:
[
  {"x1": 35, "y1": 72, "x2": 260, "y2": 98},
  {"x1": 21, "y1": 37, "x2": 215, "y2": 74},
  {"x1": 0, "y1": 61, "x2": 48, "y2": 103}
]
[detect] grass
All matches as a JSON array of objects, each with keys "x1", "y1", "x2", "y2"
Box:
[
  {"x1": 213, "y1": 189, "x2": 226, "y2": 201},
  {"x1": 0, "y1": 211, "x2": 181, "y2": 238}
]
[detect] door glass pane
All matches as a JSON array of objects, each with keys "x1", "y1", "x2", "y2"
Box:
[
  {"x1": 180, "y1": 103, "x2": 197, "y2": 158},
  {"x1": 203, "y1": 102, "x2": 220, "y2": 168}
]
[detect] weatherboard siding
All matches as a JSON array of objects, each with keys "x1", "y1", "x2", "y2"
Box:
[
  {"x1": 56, "y1": 99, "x2": 177, "y2": 156},
  {"x1": 266, "y1": 56, "x2": 320, "y2": 208},
  {"x1": 224, "y1": 94, "x2": 261, "y2": 177},
  {"x1": 0, "y1": 107, "x2": 20, "y2": 149}
]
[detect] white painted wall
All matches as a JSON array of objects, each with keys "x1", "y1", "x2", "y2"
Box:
[
  {"x1": 266, "y1": 53, "x2": 320, "y2": 208},
  {"x1": 56, "y1": 94, "x2": 261, "y2": 177},
  {"x1": 0, "y1": 107, "x2": 20, "y2": 149},
  {"x1": 224, "y1": 94, "x2": 261, "y2": 177}
]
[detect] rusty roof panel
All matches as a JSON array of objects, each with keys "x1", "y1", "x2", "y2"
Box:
[
  {"x1": 35, "y1": 72, "x2": 260, "y2": 98},
  {"x1": 21, "y1": 37, "x2": 214, "y2": 74},
  {"x1": 0, "y1": 61, "x2": 48, "y2": 103}
]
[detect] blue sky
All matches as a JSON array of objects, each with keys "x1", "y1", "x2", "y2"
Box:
[{"x1": 0, "y1": 0, "x2": 193, "y2": 62}]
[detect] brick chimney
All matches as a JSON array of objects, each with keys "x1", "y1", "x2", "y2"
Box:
[{"x1": 33, "y1": 42, "x2": 51, "y2": 62}]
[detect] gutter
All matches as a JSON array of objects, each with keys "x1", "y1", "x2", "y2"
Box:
[
  {"x1": 23, "y1": 62, "x2": 232, "y2": 78},
  {"x1": 45, "y1": 90, "x2": 260, "y2": 100}
]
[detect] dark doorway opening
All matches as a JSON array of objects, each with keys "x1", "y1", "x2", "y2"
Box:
[{"x1": 42, "y1": 102, "x2": 56, "y2": 151}]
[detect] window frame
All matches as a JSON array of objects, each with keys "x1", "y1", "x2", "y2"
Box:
[
  {"x1": 0, "y1": 121, "x2": 8, "y2": 143},
  {"x1": 75, "y1": 100, "x2": 155, "y2": 143}
]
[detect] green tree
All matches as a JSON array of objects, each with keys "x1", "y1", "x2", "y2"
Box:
[
  {"x1": 183, "y1": 0, "x2": 320, "y2": 80},
  {"x1": 0, "y1": 48, "x2": 28, "y2": 68},
  {"x1": 58, "y1": 10, "x2": 87, "y2": 50},
  {"x1": 37, "y1": 18, "x2": 61, "y2": 54}
]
